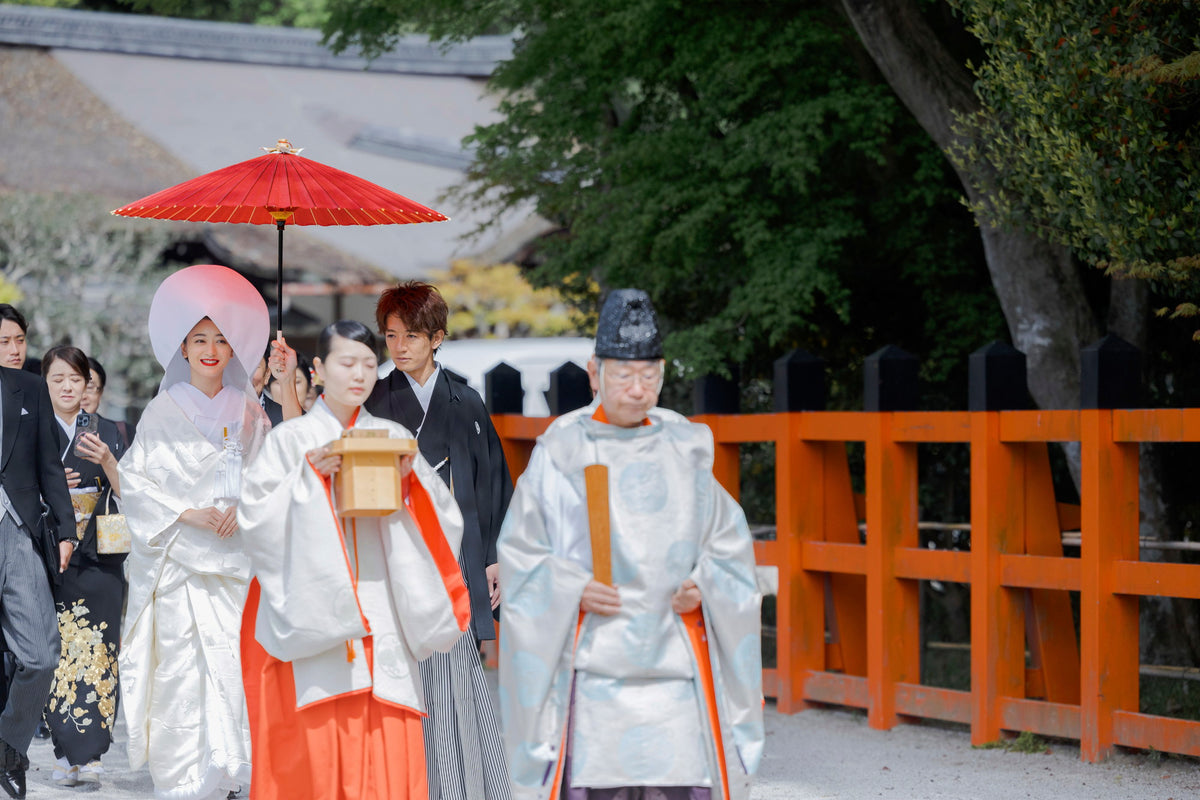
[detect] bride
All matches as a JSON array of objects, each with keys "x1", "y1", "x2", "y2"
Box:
[{"x1": 119, "y1": 264, "x2": 271, "y2": 800}]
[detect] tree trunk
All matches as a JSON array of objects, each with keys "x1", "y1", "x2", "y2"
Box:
[
  {"x1": 837, "y1": 0, "x2": 1099, "y2": 410},
  {"x1": 840, "y1": 0, "x2": 1194, "y2": 665}
]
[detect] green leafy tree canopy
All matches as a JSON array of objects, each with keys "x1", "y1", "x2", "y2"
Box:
[
  {"x1": 325, "y1": 0, "x2": 1001, "y2": 383},
  {"x1": 950, "y1": 0, "x2": 1200, "y2": 311}
]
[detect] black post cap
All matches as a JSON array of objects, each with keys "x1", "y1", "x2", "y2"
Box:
[
  {"x1": 773, "y1": 348, "x2": 826, "y2": 412},
  {"x1": 1080, "y1": 334, "x2": 1141, "y2": 409},
  {"x1": 693, "y1": 366, "x2": 740, "y2": 414},
  {"x1": 864, "y1": 345, "x2": 919, "y2": 412},
  {"x1": 484, "y1": 361, "x2": 524, "y2": 414},
  {"x1": 544, "y1": 361, "x2": 592, "y2": 415},
  {"x1": 968, "y1": 341, "x2": 1030, "y2": 411}
]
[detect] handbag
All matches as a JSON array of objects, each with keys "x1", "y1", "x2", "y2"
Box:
[
  {"x1": 95, "y1": 491, "x2": 131, "y2": 555},
  {"x1": 36, "y1": 502, "x2": 63, "y2": 587}
]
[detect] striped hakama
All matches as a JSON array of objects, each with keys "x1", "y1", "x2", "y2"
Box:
[{"x1": 419, "y1": 631, "x2": 511, "y2": 800}]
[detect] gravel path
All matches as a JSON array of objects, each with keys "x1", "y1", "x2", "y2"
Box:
[
  {"x1": 753, "y1": 705, "x2": 1200, "y2": 800},
  {"x1": 22, "y1": 698, "x2": 1200, "y2": 799}
]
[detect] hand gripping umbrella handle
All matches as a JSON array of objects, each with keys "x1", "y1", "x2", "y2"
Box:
[{"x1": 584, "y1": 464, "x2": 612, "y2": 585}]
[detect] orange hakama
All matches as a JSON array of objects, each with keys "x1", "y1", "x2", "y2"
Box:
[{"x1": 241, "y1": 581, "x2": 428, "y2": 800}]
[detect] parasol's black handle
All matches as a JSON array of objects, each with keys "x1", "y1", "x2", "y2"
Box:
[{"x1": 276, "y1": 219, "x2": 285, "y2": 334}]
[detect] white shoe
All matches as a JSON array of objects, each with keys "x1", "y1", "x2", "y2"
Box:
[
  {"x1": 52, "y1": 758, "x2": 79, "y2": 787},
  {"x1": 77, "y1": 760, "x2": 103, "y2": 790}
]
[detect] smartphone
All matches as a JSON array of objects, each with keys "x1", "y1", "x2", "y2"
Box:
[{"x1": 73, "y1": 411, "x2": 99, "y2": 457}]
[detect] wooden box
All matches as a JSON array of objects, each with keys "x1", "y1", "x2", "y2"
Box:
[{"x1": 328, "y1": 434, "x2": 418, "y2": 517}]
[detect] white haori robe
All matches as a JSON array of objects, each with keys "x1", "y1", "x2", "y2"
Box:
[
  {"x1": 497, "y1": 403, "x2": 764, "y2": 800},
  {"x1": 118, "y1": 390, "x2": 270, "y2": 800},
  {"x1": 237, "y1": 400, "x2": 471, "y2": 711}
]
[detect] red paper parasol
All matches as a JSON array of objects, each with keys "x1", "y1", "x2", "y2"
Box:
[{"x1": 113, "y1": 139, "x2": 448, "y2": 331}]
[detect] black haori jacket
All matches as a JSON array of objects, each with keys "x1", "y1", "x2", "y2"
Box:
[{"x1": 366, "y1": 368, "x2": 513, "y2": 641}]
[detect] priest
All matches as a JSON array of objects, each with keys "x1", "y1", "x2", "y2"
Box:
[{"x1": 497, "y1": 290, "x2": 764, "y2": 800}]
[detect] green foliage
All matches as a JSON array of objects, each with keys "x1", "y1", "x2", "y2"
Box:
[
  {"x1": 950, "y1": 0, "x2": 1200, "y2": 311},
  {"x1": 0, "y1": 191, "x2": 177, "y2": 414},
  {"x1": 18, "y1": 0, "x2": 332, "y2": 27},
  {"x1": 973, "y1": 730, "x2": 1049, "y2": 753},
  {"x1": 325, "y1": 0, "x2": 1005, "y2": 391},
  {"x1": 12, "y1": 0, "x2": 84, "y2": 8}
]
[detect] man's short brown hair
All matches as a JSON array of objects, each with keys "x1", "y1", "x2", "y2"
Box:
[{"x1": 375, "y1": 281, "x2": 449, "y2": 336}]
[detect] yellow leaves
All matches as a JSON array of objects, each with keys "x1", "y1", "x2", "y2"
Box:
[
  {"x1": 1142, "y1": 51, "x2": 1200, "y2": 85},
  {"x1": 428, "y1": 259, "x2": 593, "y2": 339},
  {"x1": 0, "y1": 275, "x2": 21, "y2": 306}
]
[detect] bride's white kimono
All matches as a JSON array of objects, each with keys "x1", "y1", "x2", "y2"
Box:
[
  {"x1": 118, "y1": 263, "x2": 273, "y2": 800},
  {"x1": 119, "y1": 390, "x2": 270, "y2": 799},
  {"x1": 498, "y1": 404, "x2": 764, "y2": 800}
]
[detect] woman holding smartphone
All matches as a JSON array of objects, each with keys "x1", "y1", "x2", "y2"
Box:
[{"x1": 40, "y1": 345, "x2": 126, "y2": 790}]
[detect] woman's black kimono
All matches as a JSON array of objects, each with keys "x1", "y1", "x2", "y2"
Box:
[{"x1": 46, "y1": 416, "x2": 128, "y2": 766}]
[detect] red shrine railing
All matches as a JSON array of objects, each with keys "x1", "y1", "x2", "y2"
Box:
[{"x1": 490, "y1": 406, "x2": 1200, "y2": 763}]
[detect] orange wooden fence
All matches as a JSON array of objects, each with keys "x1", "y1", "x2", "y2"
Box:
[{"x1": 491, "y1": 406, "x2": 1200, "y2": 763}]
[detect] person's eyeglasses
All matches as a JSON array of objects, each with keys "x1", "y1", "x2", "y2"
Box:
[{"x1": 605, "y1": 368, "x2": 662, "y2": 389}]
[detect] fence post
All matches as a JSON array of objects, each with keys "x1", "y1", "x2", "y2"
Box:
[
  {"x1": 485, "y1": 361, "x2": 524, "y2": 414},
  {"x1": 545, "y1": 361, "x2": 592, "y2": 415},
  {"x1": 863, "y1": 345, "x2": 920, "y2": 729},
  {"x1": 774, "y1": 348, "x2": 825, "y2": 412},
  {"x1": 694, "y1": 368, "x2": 740, "y2": 497},
  {"x1": 771, "y1": 350, "x2": 828, "y2": 712},
  {"x1": 1079, "y1": 335, "x2": 1141, "y2": 761},
  {"x1": 968, "y1": 341, "x2": 1029, "y2": 745},
  {"x1": 486, "y1": 362, "x2": 526, "y2": 474}
]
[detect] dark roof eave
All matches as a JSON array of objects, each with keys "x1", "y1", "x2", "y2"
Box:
[{"x1": 0, "y1": 5, "x2": 511, "y2": 77}]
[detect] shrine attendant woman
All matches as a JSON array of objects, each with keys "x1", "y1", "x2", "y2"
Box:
[{"x1": 239, "y1": 320, "x2": 471, "y2": 800}]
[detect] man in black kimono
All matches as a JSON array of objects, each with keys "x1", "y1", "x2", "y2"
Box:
[{"x1": 365, "y1": 281, "x2": 513, "y2": 800}]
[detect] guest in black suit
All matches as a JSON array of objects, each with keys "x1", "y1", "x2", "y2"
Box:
[
  {"x1": 254, "y1": 338, "x2": 308, "y2": 426},
  {"x1": 0, "y1": 355, "x2": 75, "y2": 799},
  {"x1": 0, "y1": 306, "x2": 25, "y2": 725},
  {"x1": 250, "y1": 348, "x2": 284, "y2": 426},
  {"x1": 266, "y1": 350, "x2": 313, "y2": 417},
  {"x1": 365, "y1": 281, "x2": 513, "y2": 800},
  {"x1": 0, "y1": 307, "x2": 27, "y2": 375}
]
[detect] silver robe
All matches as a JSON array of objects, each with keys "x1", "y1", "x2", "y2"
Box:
[
  {"x1": 497, "y1": 404, "x2": 764, "y2": 800},
  {"x1": 118, "y1": 391, "x2": 270, "y2": 800}
]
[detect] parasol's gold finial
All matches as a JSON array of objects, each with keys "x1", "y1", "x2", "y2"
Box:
[{"x1": 263, "y1": 139, "x2": 303, "y2": 155}]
